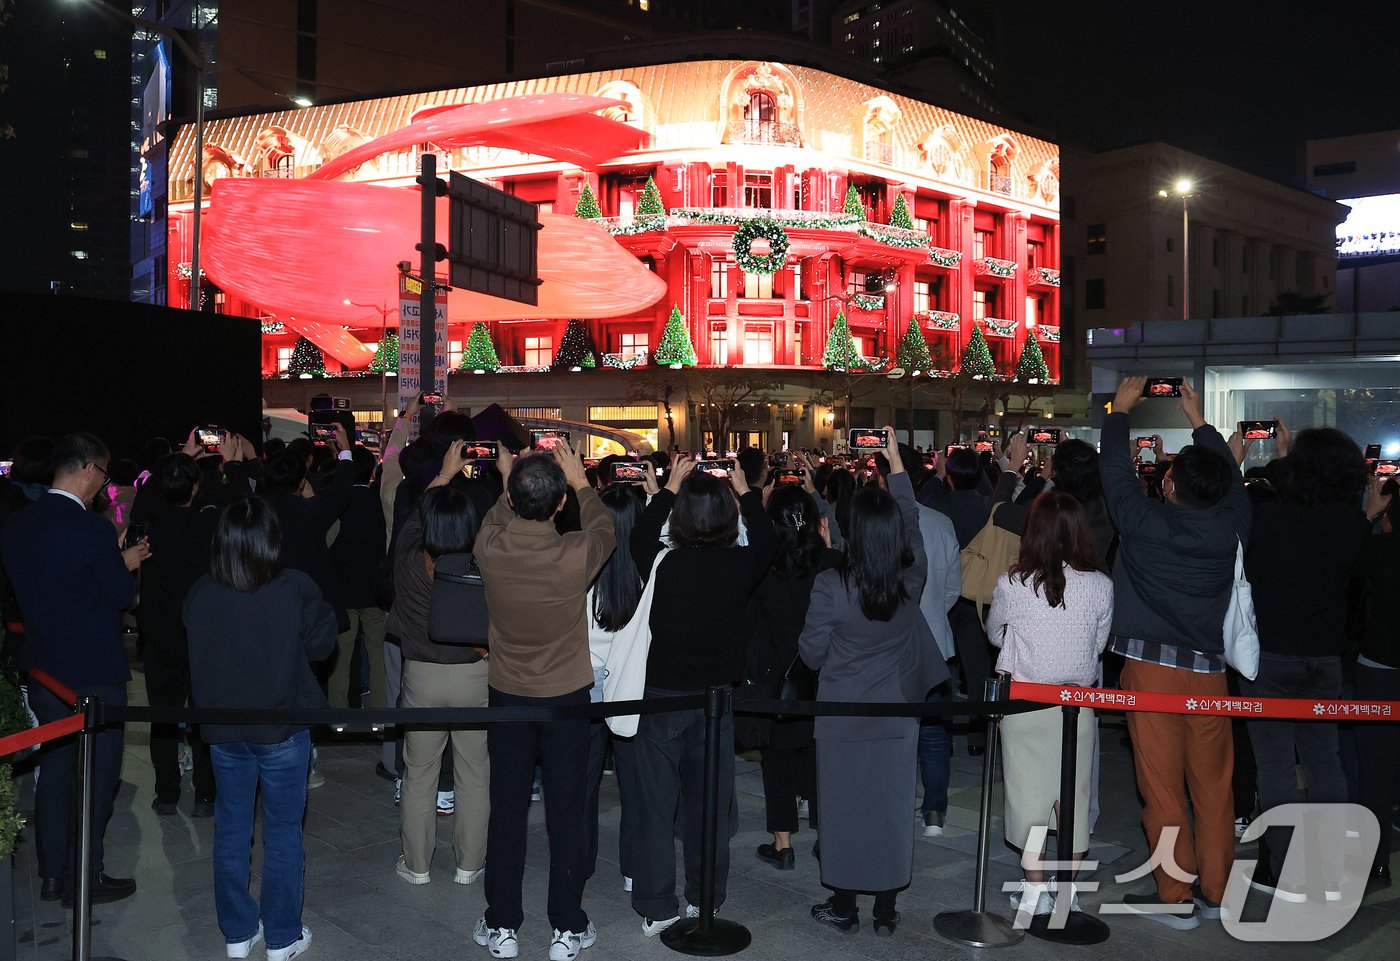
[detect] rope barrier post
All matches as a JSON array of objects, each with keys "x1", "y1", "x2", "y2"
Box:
[
  {"x1": 1026, "y1": 704, "x2": 1108, "y2": 945},
  {"x1": 661, "y1": 685, "x2": 752, "y2": 956},
  {"x1": 70, "y1": 695, "x2": 129, "y2": 961},
  {"x1": 934, "y1": 678, "x2": 1024, "y2": 948}
]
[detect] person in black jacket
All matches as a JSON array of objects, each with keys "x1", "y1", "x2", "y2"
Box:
[
  {"x1": 629, "y1": 457, "x2": 776, "y2": 935},
  {"x1": 185, "y1": 496, "x2": 336, "y2": 961},
  {"x1": 745, "y1": 479, "x2": 841, "y2": 872},
  {"x1": 1237, "y1": 424, "x2": 1370, "y2": 898},
  {"x1": 328, "y1": 444, "x2": 387, "y2": 709},
  {"x1": 139, "y1": 453, "x2": 220, "y2": 817}
]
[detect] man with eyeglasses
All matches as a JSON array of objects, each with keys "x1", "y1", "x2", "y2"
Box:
[{"x1": 1, "y1": 432, "x2": 151, "y2": 907}]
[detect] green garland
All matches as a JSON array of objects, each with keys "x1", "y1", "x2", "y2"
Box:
[
  {"x1": 260, "y1": 320, "x2": 286, "y2": 335},
  {"x1": 670, "y1": 208, "x2": 860, "y2": 230},
  {"x1": 1033, "y1": 266, "x2": 1062, "y2": 287},
  {"x1": 917, "y1": 310, "x2": 961, "y2": 331},
  {"x1": 601, "y1": 352, "x2": 643, "y2": 370},
  {"x1": 852, "y1": 293, "x2": 885, "y2": 311},
  {"x1": 732, "y1": 220, "x2": 790, "y2": 275},
  {"x1": 929, "y1": 247, "x2": 962, "y2": 268},
  {"x1": 857, "y1": 224, "x2": 930, "y2": 248},
  {"x1": 981, "y1": 317, "x2": 1018, "y2": 338},
  {"x1": 1039, "y1": 325, "x2": 1060, "y2": 343},
  {"x1": 977, "y1": 257, "x2": 1018, "y2": 278}
]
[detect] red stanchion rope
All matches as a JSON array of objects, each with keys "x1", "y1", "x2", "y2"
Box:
[
  {"x1": 1009, "y1": 679, "x2": 1400, "y2": 721},
  {"x1": 27, "y1": 668, "x2": 78, "y2": 708},
  {"x1": 0, "y1": 714, "x2": 84, "y2": 757}
]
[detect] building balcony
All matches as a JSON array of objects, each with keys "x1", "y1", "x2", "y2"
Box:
[
  {"x1": 669, "y1": 207, "x2": 858, "y2": 228},
  {"x1": 1034, "y1": 324, "x2": 1060, "y2": 344},
  {"x1": 726, "y1": 119, "x2": 803, "y2": 146},
  {"x1": 915, "y1": 310, "x2": 961, "y2": 332},
  {"x1": 974, "y1": 256, "x2": 1018, "y2": 280},
  {"x1": 1028, "y1": 266, "x2": 1061, "y2": 288},
  {"x1": 990, "y1": 175, "x2": 1013, "y2": 196},
  {"x1": 856, "y1": 222, "x2": 930, "y2": 249},
  {"x1": 928, "y1": 246, "x2": 963, "y2": 270},
  {"x1": 978, "y1": 317, "x2": 1018, "y2": 339},
  {"x1": 864, "y1": 140, "x2": 894, "y2": 165}
]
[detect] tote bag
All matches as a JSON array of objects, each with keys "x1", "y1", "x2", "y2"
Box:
[
  {"x1": 960, "y1": 503, "x2": 1021, "y2": 614},
  {"x1": 1223, "y1": 538, "x2": 1260, "y2": 681},
  {"x1": 600, "y1": 550, "x2": 668, "y2": 737}
]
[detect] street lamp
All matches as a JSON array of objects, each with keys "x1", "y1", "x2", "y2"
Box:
[
  {"x1": 1159, "y1": 179, "x2": 1196, "y2": 320},
  {"x1": 75, "y1": 0, "x2": 208, "y2": 310},
  {"x1": 344, "y1": 299, "x2": 397, "y2": 425}
]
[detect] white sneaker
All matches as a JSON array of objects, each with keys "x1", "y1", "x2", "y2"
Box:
[
  {"x1": 1009, "y1": 880, "x2": 1053, "y2": 917},
  {"x1": 548, "y1": 922, "x2": 597, "y2": 961},
  {"x1": 474, "y1": 918, "x2": 518, "y2": 959},
  {"x1": 395, "y1": 856, "x2": 430, "y2": 885},
  {"x1": 531, "y1": 782, "x2": 543, "y2": 802},
  {"x1": 437, "y1": 790, "x2": 455, "y2": 816},
  {"x1": 685, "y1": 904, "x2": 700, "y2": 919},
  {"x1": 454, "y1": 867, "x2": 484, "y2": 885},
  {"x1": 641, "y1": 915, "x2": 680, "y2": 937},
  {"x1": 265, "y1": 926, "x2": 312, "y2": 961},
  {"x1": 226, "y1": 922, "x2": 263, "y2": 959},
  {"x1": 622, "y1": 876, "x2": 633, "y2": 893},
  {"x1": 393, "y1": 778, "x2": 401, "y2": 806}
]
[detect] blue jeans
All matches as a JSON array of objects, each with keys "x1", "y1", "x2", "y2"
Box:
[
  {"x1": 210, "y1": 730, "x2": 312, "y2": 951},
  {"x1": 918, "y1": 689, "x2": 950, "y2": 816}
]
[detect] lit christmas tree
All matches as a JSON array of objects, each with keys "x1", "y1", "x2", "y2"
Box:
[
  {"x1": 369, "y1": 331, "x2": 399, "y2": 374},
  {"x1": 889, "y1": 192, "x2": 914, "y2": 230},
  {"x1": 636, "y1": 175, "x2": 665, "y2": 230},
  {"x1": 822, "y1": 310, "x2": 862, "y2": 370},
  {"x1": 574, "y1": 182, "x2": 602, "y2": 220},
  {"x1": 652, "y1": 305, "x2": 697, "y2": 367},
  {"x1": 553, "y1": 319, "x2": 597, "y2": 370},
  {"x1": 460, "y1": 321, "x2": 501, "y2": 373},
  {"x1": 288, "y1": 336, "x2": 326, "y2": 377},
  {"x1": 843, "y1": 184, "x2": 865, "y2": 220},
  {"x1": 961, "y1": 325, "x2": 997, "y2": 379},
  {"x1": 895, "y1": 316, "x2": 932, "y2": 372},
  {"x1": 1015, "y1": 329, "x2": 1049, "y2": 383}
]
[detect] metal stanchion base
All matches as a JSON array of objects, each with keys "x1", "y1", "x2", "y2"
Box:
[
  {"x1": 660, "y1": 918, "x2": 753, "y2": 956},
  {"x1": 933, "y1": 910, "x2": 1025, "y2": 948},
  {"x1": 1026, "y1": 911, "x2": 1110, "y2": 945}
]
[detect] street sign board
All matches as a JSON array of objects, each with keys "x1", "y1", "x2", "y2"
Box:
[{"x1": 446, "y1": 172, "x2": 542, "y2": 306}]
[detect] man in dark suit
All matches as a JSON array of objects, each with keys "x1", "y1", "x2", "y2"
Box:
[
  {"x1": 328, "y1": 444, "x2": 387, "y2": 709},
  {"x1": 1, "y1": 432, "x2": 150, "y2": 904}
]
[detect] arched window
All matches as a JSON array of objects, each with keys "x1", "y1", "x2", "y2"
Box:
[{"x1": 745, "y1": 92, "x2": 775, "y2": 133}]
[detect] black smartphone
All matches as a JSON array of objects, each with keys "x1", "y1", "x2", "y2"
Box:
[
  {"x1": 609, "y1": 461, "x2": 648, "y2": 484},
  {"x1": 695, "y1": 458, "x2": 735, "y2": 477},
  {"x1": 1136, "y1": 436, "x2": 1155, "y2": 450},
  {"x1": 459, "y1": 462, "x2": 480, "y2": 480},
  {"x1": 461, "y1": 440, "x2": 498, "y2": 460},
  {"x1": 355, "y1": 428, "x2": 381, "y2": 447},
  {"x1": 1142, "y1": 377, "x2": 1183, "y2": 398},
  {"x1": 945, "y1": 444, "x2": 970, "y2": 456},
  {"x1": 848, "y1": 428, "x2": 888, "y2": 451},
  {"x1": 776, "y1": 468, "x2": 806, "y2": 485},
  {"x1": 122, "y1": 522, "x2": 148, "y2": 550},
  {"x1": 1029, "y1": 427, "x2": 1062, "y2": 445},
  {"x1": 1239, "y1": 420, "x2": 1278, "y2": 440},
  {"x1": 196, "y1": 426, "x2": 226, "y2": 453},
  {"x1": 310, "y1": 424, "x2": 337, "y2": 446},
  {"x1": 531, "y1": 430, "x2": 570, "y2": 451},
  {"x1": 1136, "y1": 462, "x2": 1160, "y2": 476},
  {"x1": 1364, "y1": 443, "x2": 1381, "y2": 466},
  {"x1": 1375, "y1": 459, "x2": 1399, "y2": 477}
]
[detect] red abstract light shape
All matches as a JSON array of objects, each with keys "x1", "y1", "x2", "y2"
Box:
[{"x1": 201, "y1": 178, "x2": 666, "y2": 368}]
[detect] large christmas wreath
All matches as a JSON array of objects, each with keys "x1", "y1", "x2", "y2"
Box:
[{"x1": 732, "y1": 220, "x2": 790, "y2": 276}]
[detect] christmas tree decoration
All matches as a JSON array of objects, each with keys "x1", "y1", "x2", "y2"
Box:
[
  {"x1": 1015, "y1": 329, "x2": 1049, "y2": 383},
  {"x1": 369, "y1": 331, "x2": 399, "y2": 373},
  {"x1": 553, "y1": 319, "x2": 598, "y2": 370},
  {"x1": 843, "y1": 184, "x2": 865, "y2": 221},
  {"x1": 889, "y1": 192, "x2": 914, "y2": 230},
  {"x1": 896, "y1": 317, "x2": 932, "y2": 373},
  {"x1": 822, "y1": 310, "x2": 863, "y2": 371},
  {"x1": 574, "y1": 182, "x2": 602, "y2": 220},
  {"x1": 732, "y1": 220, "x2": 790, "y2": 275},
  {"x1": 652, "y1": 305, "x2": 698, "y2": 368},
  {"x1": 635, "y1": 175, "x2": 666, "y2": 230},
  {"x1": 960, "y1": 325, "x2": 997, "y2": 379},
  {"x1": 460, "y1": 322, "x2": 501, "y2": 373},
  {"x1": 288, "y1": 336, "x2": 326, "y2": 377}
]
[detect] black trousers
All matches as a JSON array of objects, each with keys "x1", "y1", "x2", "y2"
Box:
[
  {"x1": 144, "y1": 647, "x2": 215, "y2": 803},
  {"x1": 584, "y1": 716, "x2": 639, "y2": 881},
  {"x1": 832, "y1": 887, "x2": 898, "y2": 920},
  {"x1": 949, "y1": 599, "x2": 992, "y2": 747},
  {"x1": 484, "y1": 685, "x2": 591, "y2": 934},
  {"x1": 1355, "y1": 664, "x2": 1400, "y2": 870},
  {"x1": 30, "y1": 680, "x2": 126, "y2": 894},
  {"x1": 759, "y1": 745, "x2": 817, "y2": 834}
]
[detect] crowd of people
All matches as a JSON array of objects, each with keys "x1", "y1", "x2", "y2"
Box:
[{"x1": 0, "y1": 376, "x2": 1397, "y2": 960}]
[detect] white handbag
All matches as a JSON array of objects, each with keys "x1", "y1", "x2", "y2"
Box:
[
  {"x1": 1222, "y1": 539, "x2": 1260, "y2": 681},
  {"x1": 600, "y1": 551, "x2": 667, "y2": 737}
]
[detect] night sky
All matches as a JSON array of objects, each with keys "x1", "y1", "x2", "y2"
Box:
[{"x1": 997, "y1": 0, "x2": 1400, "y2": 186}]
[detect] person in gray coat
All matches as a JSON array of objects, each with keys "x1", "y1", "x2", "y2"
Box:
[{"x1": 799, "y1": 429, "x2": 950, "y2": 936}]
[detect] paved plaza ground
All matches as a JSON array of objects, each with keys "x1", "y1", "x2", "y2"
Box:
[{"x1": 10, "y1": 673, "x2": 1400, "y2": 961}]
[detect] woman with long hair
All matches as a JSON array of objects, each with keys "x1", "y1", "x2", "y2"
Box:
[
  {"x1": 823, "y1": 467, "x2": 856, "y2": 544},
  {"x1": 987, "y1": 489, "x2": 1112, "y2": 917},
  {"x1": 799, "y1": 430, "x2": 948, "y2": 936},
  {"x1": 583, "y1": 484, "x2": 647, "y2": 892},
  {"x1": 628, "y1": 457, "x2": 776, "y2": 935},
  {"x1": 185, "y1": 496, "x2": 337, "y2": 961},
  {"x1": 746, "y1": 468, "x2": 842, "y2": 871},
  {"x1": 389, "y1": 441, "x2": 491, "y2": 888}
]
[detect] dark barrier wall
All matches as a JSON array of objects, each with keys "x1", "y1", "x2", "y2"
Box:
[{"x1": 0, "y1": 293, "x2": 262, "y2": 457}]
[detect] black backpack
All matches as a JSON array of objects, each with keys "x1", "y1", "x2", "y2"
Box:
[{"x1": 428, "y1": 553, "x2": 490, "y2": 655}]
